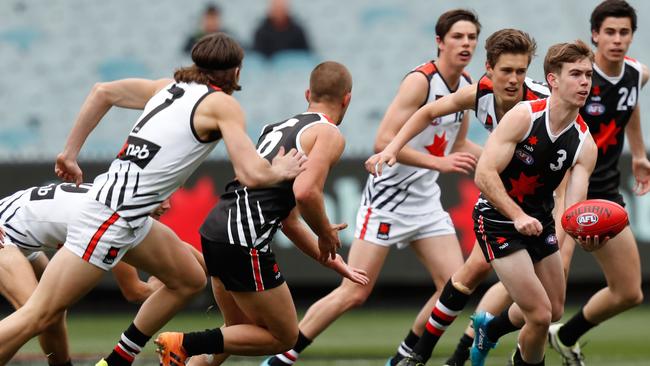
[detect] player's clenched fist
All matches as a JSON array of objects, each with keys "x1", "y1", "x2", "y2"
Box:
[{"x1": 513, "y1": 213, "x2": 542, "y2": 236}]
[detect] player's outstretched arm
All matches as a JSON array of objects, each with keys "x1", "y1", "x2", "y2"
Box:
[
  {"x1": 475, "y1": 104, "x2": 542, "y2": 236},
  {"x1": 209, "y1": 93, "x2": 306, "y2": 188},
  {"x1": 451, "y1": 108, "x2": 482, "y2": 158},
  {"x1": 366, "y1": 83, "x2": 476, "y2": 175},
  {"x1": 281, "y1": 209, "x2": 369, "y2": 285},
  {"x1": 56, "y1": 78, "x2": 172, "y2": 184},
  {"x1": 293, "y1": 124, "x2": 345, "y2": 262}
]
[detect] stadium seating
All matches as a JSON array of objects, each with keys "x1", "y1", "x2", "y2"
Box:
[{"x1": 0, "y1": 0, "x2": 648, "y2": 160}]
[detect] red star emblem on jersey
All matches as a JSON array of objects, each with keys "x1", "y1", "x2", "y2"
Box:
[
  {"x1": 508, "y1": 172, "x2": 543, "y2": 203},
  {"x1": 527, "y1": 136, "x2": 538, "y2": 145},
  {"x1": 593, "y1": 119, "x2": 621, "y2": 154},
  {"x1": 425, "y1": 131, "x2": 448, "y2": 157}
]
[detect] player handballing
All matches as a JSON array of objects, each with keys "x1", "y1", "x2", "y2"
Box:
[
  {"x1": 262, "y1": 9, "x2": 481, "y2": 366},
  {"x1": 154, "y1": 61, "x2": 370, "y2": 366},
  {"x1": 548, "y1": 1, "x2": 649, "y2": 365}
]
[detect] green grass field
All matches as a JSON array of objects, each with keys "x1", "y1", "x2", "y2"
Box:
[{"x1": 9, "y1": 306, "x2": 650, "y2": 365}]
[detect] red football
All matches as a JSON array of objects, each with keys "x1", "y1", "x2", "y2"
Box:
[{"x1": 561, "y1": 199, "x2": 628, "y2": 239}]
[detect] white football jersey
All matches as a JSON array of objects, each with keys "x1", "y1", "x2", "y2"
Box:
[
  {"x1": 89, "y1": 82, "x2": 221, "y2": 228},
  {"x1": 361, "y1": 61, "x2": 472, "y2": 215},
  {"x1": 0, "y1": 183, "x2": 92, "y2": 252},
  {"x1": 475, "y1": 75, "x2": 550, "y2": 132}
]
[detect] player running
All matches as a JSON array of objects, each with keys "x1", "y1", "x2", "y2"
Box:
[
  {"x1": 261, "y1": 9, "x2": 481, "y2": 366},
  {"x1": 0, "y1": 183, "x2": 188, "y2": 366},
  {"x1": 548, "y1": 1, "x2": 649, "y2": 365},
  {"x1": 367, "y1": 28, "x2": 548, "y2": 366},
  {"x1": 0, "y1": 33, "x2": 305, "y2": 366},
  {"x1": 154, "y1": 61, "x2": 370, "y2": 366},
  {"x1": 465, "y1": 40, "x2": 597, "y2": 366}
]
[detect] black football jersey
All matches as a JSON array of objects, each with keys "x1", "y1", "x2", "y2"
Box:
[
  {"x1": 200, "y1": 112, "x2": 338, "y2": 251},
  {"x1": 581, "y1": 57, "x2": 643, "y2": 197},
  {"x1": 477, "y1": 99, "x2": 590, "y2": 220}
]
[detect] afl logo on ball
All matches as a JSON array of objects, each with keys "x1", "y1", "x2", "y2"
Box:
[{"x1": 577, "y1": 213, "x2": 599, "y2": 226}]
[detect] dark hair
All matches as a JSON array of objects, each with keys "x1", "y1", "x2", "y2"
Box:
[
  {"x1": 485, "y1": 29, "x2": 537, "y2": 68},
  {"x1": 436, "y1": 9, "x2": 481, "y2": 40},
  {"x1": 205, "y1": 4, "x2": 221, "y2": 15},
  {"x1": 309, "y1": 61, "x2": 352, "y2": 104},
  {"x1": 544, "y1": 40, "x2": 594, "y2": 80},
  {"x1": 174, "y1": 33, "x2": 244, "y2": 94},
  {"x1": 591, "y1": 0, "x2": 637, "y2": 44}
]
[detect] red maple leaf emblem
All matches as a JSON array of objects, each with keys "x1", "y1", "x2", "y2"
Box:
[
  {"x1": 508, "y1": 172, "x2": 543, "y2": 203},
  {"x1": 449, "y1": 179, "x2": 480, "y2": 256},
  {"x1": 425, "y1": 131, "x2": 448, "y2": 157},
  {"x1": 592, "y1": 85, "x2": 600, "y2": 96},
  {"x1": 160, "y1": 177, "x2": 219, "y2": 251},
  {"x1": 593, "y1": 119, "x2": 621, "y2": 154},
  {"x1": 496, "y1": 237, "x2": 507, "y2": 244},
  {"x1": 527, "y1": 136, "x2": 538, "y2": 145}
]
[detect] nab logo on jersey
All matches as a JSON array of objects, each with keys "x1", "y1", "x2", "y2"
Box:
[{"x1": 117, "y1": 135, "x2": 161, "y2": 169}]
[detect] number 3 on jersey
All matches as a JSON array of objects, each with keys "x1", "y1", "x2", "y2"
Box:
[
  {"x1": 550, "y1": 149, "x2": 567, "y2": 171},
  {"x1": 257, "y1": 118, "x2": 300, "y2": 157}
]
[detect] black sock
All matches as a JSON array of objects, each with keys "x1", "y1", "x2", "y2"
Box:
[
  {"x1": 49, "y1": 361, "x2": 73, "y2": 366},
  {"x1": 512, "y1": 346, "x2": 545, "y2": 366},
  {"x1": 270, "y1": 331, "x2": 312, "y2": 365},
  {"x1": 293, "y1": 331, "x2": 312, "y2": 353},
  {"x1": 390, "y1": 330, "x2": 420, "y2": 365},
  {"x1": 444, "y1": 333, "x2": 473, "y2": 365},
  {"x1": 106, "y1": 323, "x2": 151, "y2": 366},
  {"x1": 558, "y1": 308, "x2": 596, "y2": 346},
  {"x1": 412, "y1": 280, "x2": 470, "y2": 361},
  {"x1": 182, "y1": 328, "x2": 224, "y2": 356},
  {"x1": 486, "y1": 309, "x2": 520, "y2": 341}
]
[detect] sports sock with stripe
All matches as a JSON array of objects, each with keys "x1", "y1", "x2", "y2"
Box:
[
  {"x1": 105, "y1": 323, "x2": 150, "y2": 366},
  {"x1": 271, "y1": 331, "x2": 312, "y2": 365},
  {"x1": 388, "y1": 330, "x2": 420, "y2": 365},
  {"x1": 412, "y1": 279, "x2": 469, "y2": 361}
]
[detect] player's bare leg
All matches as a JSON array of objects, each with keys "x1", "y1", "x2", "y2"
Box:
[
  {"x1": 121, "y1": 221, "x2": 207, "y2": 334},
  {"x1": 452, "y1": 243, "x2": 493, "y2": 292},
  {"x1": 409, "y1": 234, "x2": 464, "y2": 333},
  {"x1": 298, "y1": 239, "x2": 389, "y2": 338},
  {"x1": 389, "y1": 235, "x2": 464, "y2": 364},
  {"x1": 400, "y1": 242, "x2": 492, "y2": 365},
  {"x1": 187, "y1": 278, "x2": 251, "y2": 366},
  {"x1": 99, "y1": 221, "x2": 206, "y2": 366},
  {"x1": 553, "y1": 227, "x2": 642, "y2": 354},
  {"x1": 0, "y1": 247, "x2": 105, "y2": 364},
  {"x1": 487, "y1": 250, "x2": 564, "y2": 364},
  {"x1": 0, "y1": 248, "x2": 71, "y2": 365}
]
